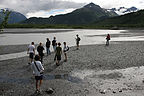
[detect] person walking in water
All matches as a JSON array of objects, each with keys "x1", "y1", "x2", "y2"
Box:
[
  {"x1": 52, "y1": 37, "x2": 57, "y2": 52},
  {"x1": 31, "y1": 55, "x2": 44, "y2": 93},
  {"x1": 106, "y1": 34, "x2": 110, "y2": 46},
  {"x1": 46, "y1": 38, "x2": 51, "y2": 56},
  {"x1": 63, "y1": 42, "x2": 69, "y2": 62},
  {"x1": 75, "y1": 34, "x2": 81, "y2": 50},
  {"x1": 55, "y1": 42, "x2": 62, "y2": 66},
  {"x1": 27, "y1": 42, "x2": 35, "y2": 64},
  {"x1": 37, "y1": 42, "x2": 45, "y2": 63}
]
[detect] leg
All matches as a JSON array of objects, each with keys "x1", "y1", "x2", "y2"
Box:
[
  {"x1": 41, "y1": 56, "x2": 43, "y2": 63},
  {"x1": 36, "y1": 80, "x2": 39, "y2": 91},
  {"x1": 46, "y1": 48, "x2": 48, "y2": 55},
  {"x1": 64, "y1": 53, "x2": 67, "y2": 61},
  {"x1": 39, "y1": 80, "x2": 43, "y2": 89},
  {"x1": 48, "y1": 48, "x2": 51, "y2": 55}
]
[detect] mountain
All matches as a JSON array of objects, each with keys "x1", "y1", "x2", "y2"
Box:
[
  {"x1": 0, "y1": 8, "x2": 27, "y2": 24},
  {"x1": 22, "y1": 3, "x2": 118, "y2": 25},
  {"x1": 107, "y1": 7, "x2": 139, "y2": 15},
  {"x1": 94, "y1": 9, "x2": 144, "y2": 26}
]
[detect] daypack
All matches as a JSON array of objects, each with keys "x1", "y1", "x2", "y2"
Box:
[{"x1": 78, "y1": 37, "x2": 81, "y2": 41}]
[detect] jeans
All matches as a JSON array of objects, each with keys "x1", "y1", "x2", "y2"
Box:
[
  {"x1": 46, "y1": 47, "x2": 51, "y2": 55},
  {"x1": 106, "y1": 40, "x2": 109, "y2": 46},
  {"x1": 53, "y1": 46, "x2": 56, "y2": 52}
]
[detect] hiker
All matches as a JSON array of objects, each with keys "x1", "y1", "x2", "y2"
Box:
[
  {"x1": 46, "y1": 38, "x2": 51, "y2": 56},
  {"x1": 37, "y1": 42, "x2": 44, "y2": 63},
  {"x1": 54, "y1": 43, "x2": 57, "y2": 61},
  {"x1": 75, "y1": 34, "x2": 81, "y2": 50},
  {"x1": 31, "y1": 55, "x2": 44, "y2": 93},
  {"x1": 106, "y1": 34, "x2": 110, "y2": 46},
  {"x1": 52, "y1": 37, "x2": 57, "y2": 52},
  {"x1": 55, "y1": 42, "x2": 62, "y2": 66},
  {"x1": 27, "y1": 42, "x2": 35, "y2": 64},
  {"x1": 63, "y1": 42, "x2": 69, "y2": 62}
]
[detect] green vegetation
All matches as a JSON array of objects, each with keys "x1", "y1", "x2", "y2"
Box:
[
  {"x1": 94, "y1": 10, "x2": 144, "y2": 28},
  {"x1": 0, "y1": 10, "x2": 11, "y2": 32}
]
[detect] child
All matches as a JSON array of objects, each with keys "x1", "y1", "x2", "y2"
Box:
[{"x1": 63, "y1": 42, "x2": 69, "y2": 62}]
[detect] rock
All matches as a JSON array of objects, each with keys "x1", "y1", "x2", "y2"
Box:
[
  {"x1": 99, "y1": 89, "x2": 106, "y2": 94},
  {"x1": 113, "y1": 91, "x2": 116, "y2": 93},
  {"x1": 45, "y1": 88, "x2": 54, "y2": 94},
  {"x1": 119, "y1": 90, "x2": 122, "y2": 92}
]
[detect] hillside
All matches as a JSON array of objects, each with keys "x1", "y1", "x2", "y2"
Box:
[
  {"x1": 94, "y1": 10, "x2": 144, "y2": 26},
  {"x1": 22, "y1": 3, "x2": 118, "y2": 25},
  {"x1": 0, "y1": 9, "x2": 27, "y2": 24}
]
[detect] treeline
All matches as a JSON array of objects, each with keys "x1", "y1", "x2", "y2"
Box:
[{"x1": 5, "y1": 23, "x2": 144, "y2": 29}]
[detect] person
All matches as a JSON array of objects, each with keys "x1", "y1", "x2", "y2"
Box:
[
  {"x1": 75, "y1": 34, "x2": 81, "y2": 50},
  {"x1": 46, "y1": 38, "x2": 51, "y2": 56},
  {"x1": 27, "y1": 42, "x2": 35, "y2": 64},
  {"x1": 37, "y1": 42, "x2": 45, "y2": 63},
  {"x1": 54, "y1": 43, "x2": 57, "y2": 61},
  {"x1": 31, "y1": 55, "x2": 44, "y2": 93},
  {"x1": 106, "y1": 34, "x2": 110, "y2": 46},
  {"x1": 52, "y1": 37, "x2": 57, "y2": 52},
  {"x1": 55, "y1": 42, "x2": 62, "y2": 66},
  {"x1": 63, "y1": 42, "x2": 69, "y2": 62}
]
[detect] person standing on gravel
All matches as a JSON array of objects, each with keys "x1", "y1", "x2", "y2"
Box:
[
  {"x1": 27, "y1": 42, "x2": 35, "y2": 64},
  {"x1": 75, "y1": 34, "x2": 81, "y2": 50},
  {"x1": 31, "y1": 55, "x2": 44, "y2": 93},
  {"x1": 63, "y1": 42, "x2": 69, "y2": 62},
  {"x1": 55, "y1": 42, "x2": 62, "y2": 66},
  {"x1": 106, "y1": 34, "x2": 110, "y2": 46},
  {"x1": 52, "y1": 37, "x2": 57, "y2": 52},
  {"x1": 37, "y1": 42, "x2": 45, "y2": 63},
  {"x1": 46, "y1": 38, "x2": 51, "y2": 56}
]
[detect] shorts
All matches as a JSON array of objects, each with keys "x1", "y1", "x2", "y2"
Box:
[
  {"x1": 56, "y1": 55, "x2": 61, "y2": 61},
  {"x1": 29, "y1": 53, "x2": 34, "y2": 59},
  {"x1": 76, "y1": 42, "x2": 79, "y2": 45},
  {"x1": 35, "y1": 75, "x2": 43, "y2": 80}
]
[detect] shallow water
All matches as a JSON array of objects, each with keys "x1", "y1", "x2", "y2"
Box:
[
  {"x1": 0, "y1": 74, "x2": 82, "y2": 84},
  {"x1": 1, "y1": 29, "x2": 144, "y2": 61}
]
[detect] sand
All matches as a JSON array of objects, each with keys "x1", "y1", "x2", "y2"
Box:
[{"x1": 1, "y1": 41, "x2": 144, "y2": 96}]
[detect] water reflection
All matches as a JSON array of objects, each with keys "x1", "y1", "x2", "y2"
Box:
[{"x1": 0, "y1": 74, "x2": 82, "y2": 84}]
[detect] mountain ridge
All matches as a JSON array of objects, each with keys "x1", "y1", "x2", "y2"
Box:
[
  {"x1": 22, "y1": 2, "x2": 118, "y2": 25},
  {"x1": 0, "y1": 8, "x2": 27, "y2": 24}
]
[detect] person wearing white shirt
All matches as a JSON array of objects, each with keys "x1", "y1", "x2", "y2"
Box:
[
  {"x1": 27, "y1": 42, "x2": 35, "y2": 64},
  {"x1": 31, "y1": 55, "x2": 44, "y2": 93}
]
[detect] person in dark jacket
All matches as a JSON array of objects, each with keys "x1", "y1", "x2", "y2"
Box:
[
  {"x1": 52, "y1": 37, "x2": 57, "y2": 52},
  {"x1": 37, "y1": 42, "x2": 44, "y2": 63},
  {"x1": 106, "y1": 34, "x2": 110, "y2": 46},
  {"x1": 46, "y1": 38, "x2": 51, "y2": 56}
]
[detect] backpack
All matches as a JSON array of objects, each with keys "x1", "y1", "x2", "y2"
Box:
[
  {"x1": 66, "y1": 46, "x2": 69, "y2": 51},
  {"x1": 78, "y1": 37, "x2": 81, "y2": 41}
]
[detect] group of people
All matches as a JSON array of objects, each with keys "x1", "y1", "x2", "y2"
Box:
[
  {"x1": 27, "y1": 34, "x2": 81, "y2": 93},
  {"x1": 27, "y1": 34, "x2": 110, "y2": 93}
]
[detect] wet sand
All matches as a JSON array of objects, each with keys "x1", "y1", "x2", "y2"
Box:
[{"x1": 1, "y1": 41, "x2": 144, "y2": 96}]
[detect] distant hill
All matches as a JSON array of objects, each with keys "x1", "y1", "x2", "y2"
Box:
[
  {"x1": 0, "y1": 8, "x2": 27, "y2": 24},
  {"x1": 22, "y1": 3, "x2": 118, "y2": 25},
  {"x1": 107, "y1": 6, "x2": 139, "y2": 15},
  {"x1": 94, "y1": 10, "x2": 144, "y2": 26}
]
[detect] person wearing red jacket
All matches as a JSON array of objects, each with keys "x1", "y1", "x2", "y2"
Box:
[{"x1": 106, "y1": 34, "x2": 110, "y2": 46}]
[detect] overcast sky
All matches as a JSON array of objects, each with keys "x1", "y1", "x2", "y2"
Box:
[{"x1": 0, "y1": 0, "x2": 144, "y2": 18}]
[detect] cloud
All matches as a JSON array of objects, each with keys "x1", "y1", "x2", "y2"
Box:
[
  {"x1": 0, "y1": 0, "x2": 85, "y2": 16},
  {"x1": 26, "y1": 8, "x2": 75, "y2": 18},
  {"x1": 0, "y1": 0, "x2": 144, "y2": 18}
]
